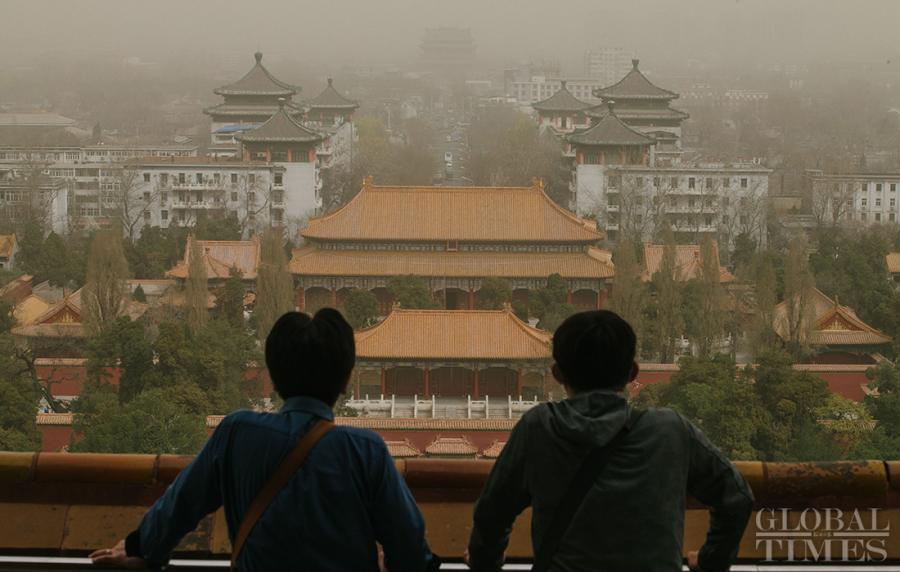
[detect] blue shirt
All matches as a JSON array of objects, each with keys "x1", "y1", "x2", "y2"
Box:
[{"x1": 129, "y1": 396, "x2": 438, "y2": 571}]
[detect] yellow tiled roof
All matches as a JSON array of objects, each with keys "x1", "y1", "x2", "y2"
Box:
[
  {"x1": 773, "y1": 288, "x2": 892, "y2": 346},
  {"x1": 480, "y1": 440, "x2": 507, "y2": 459},
  {"x1": 167, "y1": 236, "x2": 260, "y2": 280},
  {"x1": 0, "y1": 234, "x2": 15, "y2": 259},
  {"x1": 425, "y1": 436, "x2": 478, "y2": 456},
  {"x1": 13, "y1": 295, "x2": 51, "y2": 326},
  {"x1": 641, "y1": 242, "x2": 735, "y2": 283},
  {"x1": 886, "y1": 253, "x2": 900, "y2": 274},
  {"x1": 290, "y1": 246, "x2": 614, "y2": 279},
  {"x1": 205, "y1": 416, "x2": 520, "y2": 431},
  {"x1": 355, "y1": 309, "x2": 551, "y2": 361},
  {"x1": 385, "y1": 439, "x2": 421, "y2": 458},
  {"x1": 301, "y1": 180, "x2": 602, "y2": 243}
]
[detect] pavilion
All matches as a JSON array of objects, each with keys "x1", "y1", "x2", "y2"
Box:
[{"x1": 289, "y1": 177, "x2": 615, "y2": 314}]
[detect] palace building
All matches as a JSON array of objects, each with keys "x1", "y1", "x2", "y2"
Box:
[
  {"x1": 773, "y1": 288, "x2": 892, "y2": 364},
  {"x1": 351, "y1": 308, "x2": 550, "y2": 401},
  {"x1": 531, "y1": 81, "x2": 593, "y2": 134},
  {"x1": 289, "y1": 177, "x2": 615, "y2": 315}
]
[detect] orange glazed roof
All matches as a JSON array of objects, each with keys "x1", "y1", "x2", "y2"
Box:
[
  {"x1": 167, "y1": 236, "x2": 260, "y2": 280},
  {"x1": 290, "y1": 245, "x2": 615, "y2": 280},
  {"x1": 773, "y1": 289, "x2": 892, "y2": 347},
  {"x1": 355, "y1": 309, "x2": 551, "y2": 361},
  {"x1": 301, "y1": 179, "x2": 603, "y2": 243},
  {"x1": 640, "y1": 242, "x2": 735, "y2": 283},
  {"x1": 205, "y1": 415, "x2": 519, "y2": 431},
  {"x1": 425, "y1": 436, "x2": 479, "y2": 457},
  {"x1": 0, "y1": 234, "x2": 15, "y2": 259},
  {"x1": 480, "y1": 440, "x2": 507, "y2": 459},
  {"x1": 385, "y1": 439, "x2": 421, "y2": 458},
  {"x1": 886, "y1": 252, "x2": 900, "y2": 274}
]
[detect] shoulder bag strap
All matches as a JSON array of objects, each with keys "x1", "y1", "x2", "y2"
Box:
[
  {"x1": 532, "y1": 409, "x2": 646, "y2": 572},
  {"x1": 230, "y1": 418, "x2": 335, "y2": 570}
]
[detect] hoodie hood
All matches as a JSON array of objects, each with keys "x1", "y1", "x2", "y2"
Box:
[{"x1": 542, "y1": 389, "x2": 630, "y2": 447}]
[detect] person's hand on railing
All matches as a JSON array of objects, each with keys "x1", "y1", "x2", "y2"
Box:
[
  {"x1": 687, "y1": 550, "x2": 704, "y2": 571},
  {"x1": 89, "y1": 539, "x2": 147, "y2": 568}
]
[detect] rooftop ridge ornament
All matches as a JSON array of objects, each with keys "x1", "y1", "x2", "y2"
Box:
[
  {"x1": 255, "y1": 51, "x2": 263, "y2": 64},
  {"x1": 277, "y1": 97, "x2": 286, "y2": 109},
  {"x1": 632, "y1": 58, "x2": 640, "y2": 70}
]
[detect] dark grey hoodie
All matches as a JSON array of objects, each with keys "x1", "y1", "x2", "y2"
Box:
[{"x1": 468, "y1": 389, "x2": 754, "y2": 572}]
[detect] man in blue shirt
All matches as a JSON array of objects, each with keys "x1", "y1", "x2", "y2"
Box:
[{"x1": 92, "y1": 309, "x2": 440, "y2": 571}]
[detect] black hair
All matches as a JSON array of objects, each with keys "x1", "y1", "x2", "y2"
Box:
[
  {"x1": 552, "y1": 310, "x2": 636, "y2": 391},
  {"x1": 265, "y1": 308, "x2": 356, "y2": 406}
]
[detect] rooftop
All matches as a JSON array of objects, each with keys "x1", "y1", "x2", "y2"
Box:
[
  {"x1": 306, "y1": 78, "x2": 359, "y2": 110},
  {"x1": 166, "y1": 236, "x2": 260, "y2": 281},
  {"x1": 531, "y1": 81, "x2": 593, "y2": 113},
  {"x1": 567, "y1": 105, "x2": 655, "y2": 147},
  {"x1": 234, "y1": 104, "x2": 323, "y2": 144},
  {"x1": 641, "y1": 242, "x2": 736, "y2": 283},
  {"x1": 213, "y1": 52, "x2": 298, "y2": 97},
  {"x1": 0, "y1": 234, "x2": 15, "y2": 259},
  {"x1": 301, "y1": 178, "x2": 603, "y2": 243},
  {"x1": 289, "y1": 246, "x2": 615, "y2": 280},
  {"x1": 0, "y1": 113, "x2": 75, "y2": 127},
  {"x1": 773, "y1": 289, "x2": 892, "y2": 347},
  {"x1": 594, "y1": 59, "x2": 678, "y2": 101},
  {"x1": 355, "y1": 309, "x2": 551, "y2": 361},
  {"x1": 886, "y1": 252, "x2": 900, "y2": 274}
]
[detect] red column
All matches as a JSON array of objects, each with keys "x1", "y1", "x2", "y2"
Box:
[
  {"x1": 296, "y1": 287, "x2": 306, "y2": 311},
  {"x1": 266, "y1": 148, "x2": 272, "y2": 162},
  {"x1": 597, "y1": 288, "x2": 608, "y2": 309},
  {"x1": 473, "y1": 368, "x2": 480, "y2": 399},
  {"x1": 468, "y1": 288, "x2": 475, "y2": 310},
  {"x1": 330, "y1": 287, "x2": 337, "y2": 307},
  {"x1": 380, "y1": 367, "x2": 386, "y2": 396},
  {"x1": 423, "y1": 367, "x2": 430, "y2": 398},
  {"x1": 353, "y1": 370, "x2": 360, "y2": 399},
  {"x1": 516, "y1": 369, "x2": 523, "y2": 397},
  {"x1": 566, "y1": 289, "x2": 573, "y2": 305},
  {"x1": 287, "y1": 148, "x2": 293, "y2": 162}
]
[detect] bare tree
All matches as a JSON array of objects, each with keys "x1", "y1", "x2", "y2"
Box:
[
  {"x1": 186, "y1": 236, "x2": 208, "y2": 334},
  {"x1": 82, "y1": 230, "x2": 129, "y2": 336},
  {"x1": 107, "y1": 165, "x2": 158, "y2": 241},
  {"x1": 234, "y1": 173, "x2": 271, "y2": 235},
  {"x1": 719, "y1": 178, "x2": 768, "y2": 251},
  {"x1": 810, "y1": 177, "x2": 856, "y2": 228},
  {"x1": 0, "y1": 156, "x2": 60, "y2": 233},
  {"x1": 782, "y1": 236, "x2": 816, "y2": 358}
]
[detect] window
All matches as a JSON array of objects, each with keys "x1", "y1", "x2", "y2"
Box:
[
  {"x1": 723, "y1": 196, "x2": 730, "y2": 207},
  {"x1": 143, "y1": 173, "x2": 150, "y2": 183},
  {"x1": 876, "y1": 198, "x2": 882, "y2": 207},
  {"x1": 722, "y1": 214, "x2": 730, "y2": 224},
  {"x1": 688, "y1": 198, "x2": 696, "y2": 207},
  {"x1": 231, "y1": 173, "x2": 238, "y2": 184},
  {"x1": 877, "y1": 183, "x2": 883, "y2": 192},
  {"x1": 688, "y1": 177, "x2": 696, "y2": 189},
  {"x1": 635, "y1": 177, "x2": 643, "y2": 187},
  {"x1": 272, "y1": 209, "x2": 283, "y2": 223},
  {"x1": 274, "y1": 174, "x2": 283, "y2": 186},
  {"x1": 196, "y1": 173, "x2": 203, "y2": 184},
  {"x1": 143, "y1": 191, "x2": 150, "y2": 201},
  {"x1": 143, "y1": 210, "x2": 150, "y2": 221},
  {"x1": 178, "y1": 173, "x2": 185, "y2": 184},
  {"x1": 607, "y1": 175, "x2": 620, "y2": 188},
  {"x1": 704, "y1": 197, "x2": 713, "y2": 207},
  {"x1": 249, "y1": 174, "x2": 256, "y2": 184},
  {"x1": 722, "y1": 177, "x2": 730, "y2": 188},
  {"x1": 876, "y1": 213, "x2": 882, "y2": 222},
  {"x1": 892, "y1": 213, "x2": 896, "y2": 222},
  {"x1": 214, "y1": 173, "x2": 220, "y2": 184},
  {"x1": 670, "y1": 177, "x2": 678, "y2": 188},
  {"x1": 231, "y1": 192, "x2": 238, "y2": 202},
  {"x1": 705, "y1": 177, "x2": 713, "y2": 189},
  {"x1": 272, "y1": 190, "x2": 284, "y2": 204},
  {"x1": 892, "y1": 198, "x2": 896, "y2": 208},
  {"x1": 741, "y1": 178, "x2": 748, "y2": 188},
  {"x1": 194, "y1": 191, "x2": 202, "y2": 203},
  {"x1": 705, "y1": 215, "x2": 713, "y2": 226},
  {"x1": 740, "y1": 197, "x2": 749, "y2": 207},
  {"x1": 248, "y1": 192, "x2": 256, "y2": 203},
  {"x1": 669, "y1": 196, "x2": 678, "y2": 206},
  {"x1": 161, "y1": 173, "x2": 168, "y2": 185},
  {"x1": 160, "y1": 192, "x2": 167, "y2": 203},
  {"x1": 161, "y1": 210, "x2": 168, "y2": 221},
  {"x1": 862, "y1": 198, "x2": 868, "y2": 207},
  {"x1": 178, "y1": 210, "x2": 185, "y2": 222},
  {"x1": 653, "y1": 176, "x2": 660, "y2": 188},
  {"x1": 447, "y1": 240, "x2": 459, "y2": 251},
  {"x1": 892, "y1": 184, "x2": 897, "y2": 192},
  {"x1": 861, "y1": 213, "x2": 868, "y2": 221}
]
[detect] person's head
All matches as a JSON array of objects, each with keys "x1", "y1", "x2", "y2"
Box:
[
  {"x1": 265, "y1": 308, "x2": 356, "y2": 406},
  {"x1": 551, "y1": 310, "x2": 638, "y2": 395}
]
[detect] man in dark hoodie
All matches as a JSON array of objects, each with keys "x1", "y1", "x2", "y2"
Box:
[{"x1": 467, "y1": 310, "x2": 754, "y2": 572}]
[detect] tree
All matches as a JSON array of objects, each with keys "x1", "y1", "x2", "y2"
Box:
[
  {"x1": 255, "y1": 226, "x2": 294, "y2": 341},
  {"x1": 476, "y1": 278, "x2": 512, "y2": 310},
  {"x1": 688, "y1": 237, "x2": 727, "y2": 358},
  {"x1": 342, "y1": 289, "x2": 378, "y2": 329},
  {"x1": 781, "y1": 237, "x2": 816, "y2": 359},
  {"x1": 71, "y1": 388, "x2": 207, "y2": 454},
  {"x1": 216, "y1": 265, "x2": 245, "y2": 327},
  {"x1": 0, "y1": 334, "x2": 41, "y2": 450},
  {"x1": 185, "y1": 236, "x2": 208, "y2": 334},
  {"x1": 82, "y1": 230, "x2": 129, "y2": 336},
  {"x1": 651, "y1": 232, "x2": 684, "y2": 362},
  {"x1": 86, "y1": 316, "x2": 154, "y2": 404},
  {"x1": 528, "y1": 274, "x2": 576, "y2": 331},
  {"x1": 608, "y1": 240, "x2": 646, "y2": 342},
  {"x1": 746, "y1": 252, "x2": 779, "y2": 357},
  {"x1": 110, "y1": 166, "x2": 157, "y2": 241},
  {"x1": 132, "y1": 284, "x2": 146, "y2": 303},
  {"x1": 125, "y1": 225, "x2": 189, "y2": 279},
  {"x1": 388, "y1": 275, "x2": 439, "y2": 310}
]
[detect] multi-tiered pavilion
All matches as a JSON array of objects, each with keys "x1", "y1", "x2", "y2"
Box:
[{"x1": 289, "y1": 177, "x2": 615, "y2": 314}]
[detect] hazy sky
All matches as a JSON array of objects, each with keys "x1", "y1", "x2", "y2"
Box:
[{"x1": 4, "y1": 0, "x2": 900, "y2": 72}]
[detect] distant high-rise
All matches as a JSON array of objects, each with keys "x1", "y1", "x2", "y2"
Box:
[
  {"x1": 420, "y1": 27, "x2": 475, "y2": 73},
  {"x1": 583, "y1": 48, "x2": 632, "y2": 86}
]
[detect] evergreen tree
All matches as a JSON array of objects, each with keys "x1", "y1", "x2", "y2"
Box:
[
  {"x1": 692, "y1": 237, "x2": 726, "y2": 358},
  {"x1": 608, "y1": 240, "x2": 645, "y2": 340},
  {"x1": 216, "y1": 265, "x2": 245, "y2": 327},
  {"x1": 387, "y1": 275, "x2": 439, "y2": 310},
  {"x1": 186, "y1": 236, "x2": 208, "y2": 334},
  {"x1": 748, "y1": 252, "x2": 779, "y2": 356},
  {"x1": 782, "y1": 236, "x2": 816, "y2": 359},
  {"x1": 256, "y1": 227, "x2": 294, "y2": 341},
  {"x1": 132, "y1": 284, "x2": 146, "y2": 303},
  {"x1": 476, "y1": 277, "x2": 512, "y2": 310},
  {"x1": 342, "y1": 289, "x2": 378, "y2": 329},
  {"x1": 528, "y1": 274, "x2": 576, "y2": 331},
  {"x1": 82, "y1": 230, "x2": 129, "y2": 336},
  {"x1": 652, "y1": 231, "x2": 684, "y2": 362}
]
